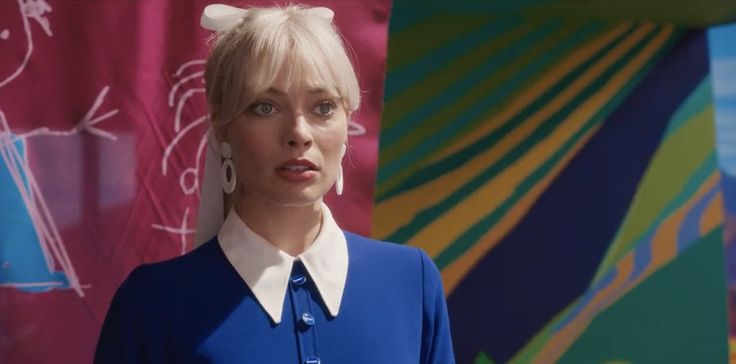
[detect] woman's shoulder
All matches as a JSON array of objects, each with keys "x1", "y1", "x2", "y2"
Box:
[
  {"x1": 344, "y1": 231, "x2": 418, "y2": 257},
  {"x1": 343, "y1": 231, "x2": 437, "y2": 274},
  {"x1": 133, "y1": 238, "x2": 222, "y2": 278},
  {"x1": 114, "y1": 238, "x2": 226, "y2": 303},
  {"x1": 342, "y1": 231, "x2": 443, "y2": 295}
]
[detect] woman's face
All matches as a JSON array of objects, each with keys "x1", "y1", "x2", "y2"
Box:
[{"x1": 225, "y1": 68, "x2": 348, "y2": 208}]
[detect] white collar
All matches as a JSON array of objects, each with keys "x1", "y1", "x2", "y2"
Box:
[{"x1": 217, "y1": 203, "x2": 349, "y2": 324}]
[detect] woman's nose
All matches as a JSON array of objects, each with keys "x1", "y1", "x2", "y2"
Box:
[{"x1": 284, "y1": 113, "x2": 313, "y2": 149}]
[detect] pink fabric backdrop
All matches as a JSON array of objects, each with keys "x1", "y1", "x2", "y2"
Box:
[{"x1": 0, "y1": 1, "x2": 389, "y2": 362}]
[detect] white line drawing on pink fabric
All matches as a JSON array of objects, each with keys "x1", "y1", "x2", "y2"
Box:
[
  {"x1": 153, "y1": 58, "x2": 368, "y2": 253},
  {"x1": 0, "y1": 86, "x2": 119, "y2": 296},
  {"x1": 162, "y1": 60, "x2": 209, "y2": 196},
  {"x1": 151, "y1": 207, "x2": 196, "y2": 256},
  {"x1": 0, "y1": 0, "x2": 53, "y2": 89},
  {"x1": 153, "y1": 60, "x2": 210, "y2": 254}
]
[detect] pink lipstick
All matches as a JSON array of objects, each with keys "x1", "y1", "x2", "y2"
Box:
[{"x1": 276, "y1": 159, "x2": 318, "y2": 182}]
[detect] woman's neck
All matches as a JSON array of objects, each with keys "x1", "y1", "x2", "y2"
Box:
[{"x1": 233, "y1": 195, "x2": 322, "y2": 257}]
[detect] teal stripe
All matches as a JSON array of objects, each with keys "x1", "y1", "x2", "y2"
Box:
[
  {"x1": 380, "y1": 20, "x2": 563, "y2": 149},
  {"x1": 663, "y1": 76, "x2": 713, "y2": 137},
  {"x1": 433, "y1": 102, "x2": 602, "y2": 269},
  {"x1": 379, "y1": 22, "x2": 608, "y2": 192},
  {"x1": 385, "y1": 26, "x2": 665, "y2": 246},
  {"x1": 385, "y1": 17, "x2": 521, "y2": 100},
  {"x1": 387, "y1": 3, "x2": 544, "y2": 33},
  {"x1": 388, "y1": 8, "x2": 437, "y2": 33},
  {"x1": 433, "y1": 48, "x2": 666, "y2": 268},
  {"x1": 391, "y1": 0, "x2": 549, "y2": 21},
  {"x1": 377, "y1": 22, "x2": 634, "y2": 201}
]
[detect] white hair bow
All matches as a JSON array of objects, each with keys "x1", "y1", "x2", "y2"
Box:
[{"x1": 200, "y1": 3, "x2": 335, "y2": 31}]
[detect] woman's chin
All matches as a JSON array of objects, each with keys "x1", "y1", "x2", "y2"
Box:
[{"x1": 264, "y1": 188, "x2": 326, "y2": 208}]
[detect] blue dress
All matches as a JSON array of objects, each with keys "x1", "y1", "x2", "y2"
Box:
[{"x1": 95, "y1": 232, "x2": 455, "y2": 363}]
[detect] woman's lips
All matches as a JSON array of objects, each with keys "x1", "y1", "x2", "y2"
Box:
[{"x1": 276, "y1": 159, "x2": 318, "y2": 182}]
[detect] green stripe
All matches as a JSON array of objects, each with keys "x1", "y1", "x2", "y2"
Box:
[
  {"x1": 384, "y1": 26, "x2": 664, "y2": 243},
  {"x1": 387, "y1": 14, "x2": 499, "y2": 72},
  {"x1": 377, "y1": 23, "x2": 637, "y2": 201},
  {"x1": 433, "y1": 29, "x2": 680, "y2": 268},
  {"x1": 434, "y1": 96, "x2": 608, "y2": 269},
  {"x1": 377, "y1": 21, "x2": 611, "y2": 197},
  {"x1": 387, "y1": 3, "x2": 544, "y2": 35},
  {"x1": 593, "y1": 150, "x2": 719, "y2": 283},
  {"x1": 559, "y1": 227, "x2": 728, "y2": 364},
  {"x1": 592, "y1": 80, "x2": 716, "y2": 282},
  {"x1": 512, "y1": 225, "x2": 725, "y2": 363},
  {"x1": 386, "y1": 17, "x2": 522, "y2": 100},
  {"x1": 381, "y1": 19, "x2": 549, "y2": 137},
  {"x1": 663, "y1": 76, "x2": 713, "y2": 137},
  {"x1": 512, "y1": 31, "x2": 684, "y2": 363}
]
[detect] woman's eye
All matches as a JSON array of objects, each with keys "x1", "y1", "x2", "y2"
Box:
[
  {"x1": 315, "y1": 101, "x2": 336, "y2": 116},
  {"x1": 249, "y1": 102, "x2": 276, "y2": 116}
]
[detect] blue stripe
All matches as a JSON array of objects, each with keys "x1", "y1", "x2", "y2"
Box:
[
  {"x1": 625, "y1": 229, "x2": 656, "y2": 285},
  {"x1": 677, "y1": 185, "x2": 720, "y2": 252}
]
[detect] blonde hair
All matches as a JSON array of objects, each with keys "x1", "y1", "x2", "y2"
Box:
[{"x1": 204, "y1": 5, "x2": 361, "y2": 127}]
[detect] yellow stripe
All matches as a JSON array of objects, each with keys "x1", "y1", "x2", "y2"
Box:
[
  {"x1": 383, "y1": 21, "x2": 542, "y2": 130},
  {"x1": 646, "y1": 172, "x2": 720, "y2": 274},
  {"x1": 442, "y1": 122, "x2": 602, "y2": 294},
  {"x1": 373, "y1": 24, "x2": 657, "y2": 240},
  {"x1": 432, "y1": 23, "x2": 632, "y2": 162},
  {"x1": 403, "y1": 25, "x2": 670, "y2": 260},
  {"x1": 597, "y1": 106, "x2": 717, "y2": 279}
]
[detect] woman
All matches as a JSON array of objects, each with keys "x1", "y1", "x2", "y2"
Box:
[{"x1": 95, "y1": 4, "x2": 454, "y2": 363}]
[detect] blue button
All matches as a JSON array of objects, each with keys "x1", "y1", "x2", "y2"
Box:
[
  {"x1": 301, "y1": 312, "x2": 315, "y2": 326},
  {"x1": 291, "y1": 274, "x2": 307, "y2": 286},
  {"x1": 305, "y1": 357, "x2": 321, "y2": 364}
]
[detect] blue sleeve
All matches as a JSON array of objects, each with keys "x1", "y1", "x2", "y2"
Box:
[
  {"x1": 94, "y1": 266, "x2": 168, "y2": 364},
  {"x1": 418, "y1": 249, "x2": 456, "y2": 364}
]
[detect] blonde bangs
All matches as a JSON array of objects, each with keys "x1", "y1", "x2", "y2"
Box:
[{"x1": 205, "y1": 5, "x2": 361, "y2": 126}]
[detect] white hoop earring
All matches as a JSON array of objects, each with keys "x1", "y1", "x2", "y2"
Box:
[
  {"x1": 220, "y1": 142, "x2": 236, "y2": 194},
  {"x1": 336, "y1": 144, "x2": 346, "y2": 196},
  {"x1": 336, "y1": 164, "x2": 343, "y2": 196}
]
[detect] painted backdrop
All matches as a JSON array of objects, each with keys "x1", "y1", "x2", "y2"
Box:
[
  {"x1": 376, "y1": 2, "x2": 733, "y2": 363},
  {"x1": 0, "y1": 1, "x2": 390, "y2": 363},
  {"x1": 1, "y1": 1, "x2": 734, "y2": 363}
]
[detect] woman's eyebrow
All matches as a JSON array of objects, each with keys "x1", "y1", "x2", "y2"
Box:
[
  {"x1": 265, "y1": 87, "x2": 286, "y2": 95},
  {"x1": 263, "y1": 87, "x2": 328, "y2": 94}
]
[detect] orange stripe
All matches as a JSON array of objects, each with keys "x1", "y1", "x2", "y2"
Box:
[
  {"x1": 646, "y1": 172, "x2": 720, "y2": 274},
  {"x1": 373, "y1": 23, "x2": 646, "y2": 240},
  {"x1": 433, "y1": 23, "x2": 632, "y2": 161},
  {"x1": 442, "y1": 25, "x2": 674, "y2": 294},
  {"x1": 699, "y1": 190, "x2": 723, "y2": 235},
  {"x1": 400, "y1": 24, "x2": 659, "y2": 254}
]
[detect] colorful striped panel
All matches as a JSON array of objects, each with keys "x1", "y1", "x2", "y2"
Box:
[{"x1": 379, "y1": 8, "x2": 727, "y2": 362}]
